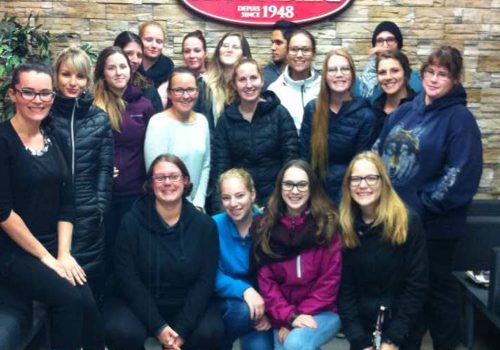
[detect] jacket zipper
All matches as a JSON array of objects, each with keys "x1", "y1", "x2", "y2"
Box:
[
  {"x1": 70, "y1": 99, "x2": 78, "y2": 176},
  {"x1": 296, "y1": 254, "x2": 302, "y2": 278}
]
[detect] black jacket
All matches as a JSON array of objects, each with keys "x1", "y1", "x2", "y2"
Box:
[
  {"x1": 213, "y1": 91, "x2": 299, "y2": 207},
  {"x1": 51, "y1": 91, "x2": 113, "y2": 277},
  {"x1": 372, "y1": 88, "x2": 416, "y2": 139},
  {"x1": 338, "y1": 211, "x2": 428, "y2": 349},
  {"x1": 300, "y1": 97, "x2": 377, "y2": 204},
  {"x1": 114, "y1": 195, "x2": 219, "y2": 340}
]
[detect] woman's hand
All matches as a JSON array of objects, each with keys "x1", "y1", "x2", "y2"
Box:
[
  {"x1": 113, "y1": 167, "x2": 119, "y2": 179},
  {"x1": 243, "y1": 287, "x2": 265, "y2": 320},
  {"x1": 278, "y1": 326, "x2": 290, "y2": 344},
  {"x1": 291, "y1": 314, "x2": 318, "y2": 329},
  {"x1": 158, "y1": 326, "x2": 182, "y2": 350},
  {"x1": 381, "y1": 342, "x2": 399, "y2": 350},
  {"x1": 254, "y1": 314, "x2": 271, "y2": 331},
  {"x1": 58, "y1": 253, "x2": 87, "y2": 286},
  {"x1": 40, "y1": 254, "x2": 67, "y2": 281}
]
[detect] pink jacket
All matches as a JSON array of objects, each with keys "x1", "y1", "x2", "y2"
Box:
[{"x1": 257, "y1": 213, "x2": 342, "y2": 328}]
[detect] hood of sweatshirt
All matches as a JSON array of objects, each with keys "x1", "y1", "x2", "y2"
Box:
[
  {"x1": 123, "y1": 82, "x2": 144, "y2": 104},
  {"x1": 282, "y1": 65, "x2": 321, "y2": 88},
  {"x1": 414, "y1": 83, "x2": 467, "y2": 113}
]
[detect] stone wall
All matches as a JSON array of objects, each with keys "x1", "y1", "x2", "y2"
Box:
[{"x1": 2, "y1": 0, "x2": 500, "y2": 198}]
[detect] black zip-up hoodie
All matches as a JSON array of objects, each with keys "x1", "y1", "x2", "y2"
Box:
[{"x1": 114, "y1": 194, "x2": 219, "y2": 340}]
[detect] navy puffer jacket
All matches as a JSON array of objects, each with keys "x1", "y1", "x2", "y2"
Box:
[
  {"x1": 300, "y1": 97, "x2": 377, "y2": 204},
  {"x1": 213, "y1": 91, "x2": 299, "y2": 207},
  {"x1": 51, "y1": 91, "x2": 113, "y2": 278}
]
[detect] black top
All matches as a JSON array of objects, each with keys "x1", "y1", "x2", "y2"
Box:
[
  {"x1": 51, "y1": 91, "x2": 113, "y2": 276},
  {"x1": 338, "y1": 210, "x2": 428, "y2": 349},
  {"x1": 0, "y1": 121, "x2": 73, "y2": 255},
  {"x1": 213, "y1": 90, "x2": 299, "y2": 207},
  {"x1": 137, "y1": 54, "x2": 174, "y2": 88},
  {"x1": 114, "y1": 195, "x2": 219, "y2": 340}
]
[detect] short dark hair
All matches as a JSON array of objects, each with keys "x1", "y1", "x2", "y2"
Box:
[
  {"x1": 272, "y1": 20, "x2": 298, "y2": 41},
  {"x1": 11, "y1": 61, "x2": 52, "y2": 89},
  {"x1": 376, "y1": 49, "x2": 412, "y2": 82},
  {"x1": 421, "y1": 45, "x2": 463, "y2": 81},
  {"x1": 143, "y1": 153, "x2": 193, "y2": 197}
]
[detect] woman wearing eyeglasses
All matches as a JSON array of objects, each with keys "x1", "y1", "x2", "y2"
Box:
[
  {"x1": 205, "y1": 32, "x2": 252, "y2": 130},
  {"x1": 51, "y1": 45, "x2": 113, "y2": 300},
  {"x1": 251, "y1": 159, "x2": 342, "y2": 350},
  {"x1": 375, "y1": 46, "x2": 482, "y2": 350},
  {"x1": 371, "y1": 50, "x2": 417, "y2": 138},
  {"x1": 268, "y1": 29, "x2": 321, "y2": 132},
  {"x1": 104, "y1": 154, "x2": 223, "y2": 350},
  {"x1": 300, "y1": 49, "x2": 377, "y2": 205},
  {"x1": 144, "y1": 67, "x2": 210, "y2": 210},
  {"x1": 0, "y1": 62, "x2": 104, "y2": 349},
  {"x1": 338, "y1": 151, "x2": 427, "y2": 350},
  {"x1": 212, "y1": 57, "x2": 298, "y2": 210}
]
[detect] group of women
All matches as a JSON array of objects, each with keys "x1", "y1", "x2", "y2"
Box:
[{"x1": 0, "y1": 18, "x2": 482, "y2": 350}]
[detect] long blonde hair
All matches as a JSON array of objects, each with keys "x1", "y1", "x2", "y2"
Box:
[
  {"x1": 339, "y1": 151, "x2": 408, "y2": 248},
  {"x1": 311, "y1": 49, "x2": 356, "y2": 180},
  {"x1": 93, "y1": 46, "x2": 130, "y2": 131},
  {"x1": 206, "y1": 32, "x2": 252, "y2": 121}
]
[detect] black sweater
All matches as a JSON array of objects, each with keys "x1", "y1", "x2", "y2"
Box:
[
  {"x1": 0, "y1": 121, "x2": 73, "y2": 254},
  {"x1": 338, "y1": 211, "x2": 428, "y2": 349},
  {"x1": 114, "y1": 195, "x2": 219, "y2": 340}
]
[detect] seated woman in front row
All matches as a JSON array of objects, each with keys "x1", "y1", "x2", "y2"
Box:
[
  {"x1": 251, "y1": 159, "x2": 342, "y2": 350},
  {"x1": 338, "y1": 151, "x2": 428, "y2": 350},
  {"x1": 104, "y1": 154, "x2": 223, "y2": 350},
  {"x1": 213, "y1": 168, "x2": 273, "y2": 350}
]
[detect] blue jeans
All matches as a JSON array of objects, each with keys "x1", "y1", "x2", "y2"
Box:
[
  {"x1": 273, "y1": 311, "x2": 341, "y2": 350},
  {"x1": 219, "y1": 298, "x2": 273, "y2": 350}
]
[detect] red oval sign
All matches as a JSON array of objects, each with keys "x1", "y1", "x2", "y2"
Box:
[{"x1": 180, "y1": 0, "x2": 353, "y2": 27}]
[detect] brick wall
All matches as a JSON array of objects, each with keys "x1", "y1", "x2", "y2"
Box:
[{"x1": 2, "y1": 0, "x2": 499, "y2": 198}]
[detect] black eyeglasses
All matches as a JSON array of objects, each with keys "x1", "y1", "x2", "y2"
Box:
[
  {"x1": 375, "y1": 37, "x2": 397, "y2": 46},
  {"x1": 169, "y1": 87, "x2": 198, "y2": 97},
  {"x1": 350, "y1": 175, "x2": 381, "y2": 187},
  {"x1": 152, "y1": 174, "x2": 183, "y2": 183},
  {"x1": 14, "y1": 88, "x2": 55, "y2": 102},
  {"x1": 282, "y1": 181, "x2": 309, "y2": 192}
]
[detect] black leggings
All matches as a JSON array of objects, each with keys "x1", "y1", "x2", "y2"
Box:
[
  {"x1": 0, "y1": 250, "x2": 104, "y2": 350},
  {"x1": 104, "y1": 297, "x2": 224, "y2": 350}
]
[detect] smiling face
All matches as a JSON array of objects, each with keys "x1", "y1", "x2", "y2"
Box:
[
  {"x1": 123, "y1": 41, "x2": 143, "y2": 73},
  {"x1": 350, "y1": 159, "x2": 382, "y2": 215},
  {"x1": 141, "y1": 24, "x2": 164, "y2": 60},
  {"x1": 103, "y1": 53, "x2": 130, "y2": 94},
  {"x1": 423, "y1": 64, "x2": 456, "y2": 105},
  {"x1": 183, "y1": 37, "x2": 207, "y2": 74},
  {"x1": 57, "y1": 60, "x2": 88, "y2": 98},
  {"x1": 281, "y1": 166, "x2": 310, "y2": 217},
  {"x1": 220, "y1": 176, "x2": 255, "y2": 225},
  {"x1": 152, "y1": 161, "x2": 187, "y2": 206},
  {"x1": 377, "y1": 58, "x2": 406, "y2": 96},
  {"x1": 219, "y1": 35, "x2": 244, "y2": 67},
  {"x1": 9, "y1": 70, "x2": 54, "y2": 125},
  {"x1": 287, "y1": 33, "x2": 314, "y2": 80},
  {"x1": 234, "y1": 62, "x2": 263, "y2": 105},
  {"x1": 326, "y1": 54, "x2": 353, "y2": 95},
  {"x1": 167, "y1": 72, "x2": 198, "y2": 117}
]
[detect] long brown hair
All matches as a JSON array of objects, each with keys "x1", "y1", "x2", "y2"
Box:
[
  {"x1": 253, "y1": 159, "x2": 339, "y2": 259},
  {"x1": 310, "y1": 49, "x2": 356, "y2": 180},
  {"x1": 93, "y1": 46, "x2": 131, "y2": 131},
  {"x1": 339, "y1": 151, "x2": 408, "y2": 248}
]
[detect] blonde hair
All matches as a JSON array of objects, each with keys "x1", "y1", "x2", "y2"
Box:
[
  {"x1": 93, "y1": 46, "x2": 129, "y2": 131},
  {"x1": 311, "y1": 49, "x2": 355, "y2": 180},
  {"x1": 339, "y1": 151, "x2": 408, "y2": 248},
  {"x1": 138, "y1": 20, "x2": 165, "y2": 40},
  {"x1": 218, "y1": 168, "x2": 256, "y2": 195},
  {"x1": 206, "y1": 32, "x2": 252, "y2": 121},
  {"x1": 53, "y1": 45, "x2": 92, "y2": 90}
]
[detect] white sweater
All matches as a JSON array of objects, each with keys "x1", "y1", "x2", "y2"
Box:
[
  {"x1": 268, "y1": 66, "x2": 321, "y2": 132},
  {"x1": 144, "y1": 112, "x2": 210, "y2": 208}
]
